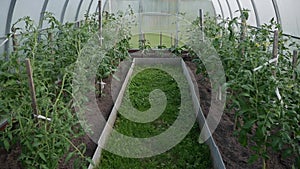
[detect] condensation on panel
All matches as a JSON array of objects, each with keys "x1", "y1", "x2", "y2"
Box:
[
  {"x1": 253, "y1": 0, "x2": 276, "y2": 25},
  {"x1": 0, "y1": 0, "x2": 11, "y2": 37},
  {"x1": 45, "y1": 0, "x2": 66, "y2": 27},
  {"x1": 179, "y1": 0, "x2": 215, "y2": 20},
  {"x1": 11, "y1": 0, "x2": 44, "y2": 29},
  {"x1": 277, "y1": 0, "x2": 300, "y2": 37},
  {"x1": 78, "y1": 0, "x2": 92, "y2": 20},
  {"x1": 107, "y1": 0, "x2": 139, "y2": 14},
  {"x1": 227, "y1": 0, "x2": 240, "y2": 18},
  {"x1": 211, "y1": 0, "x2": 223, "y2": 17},
  {"x1": 64, "y1": 0, "x2": 81, "y2": 23},
  {"x1": 141, "y1": 0, "x2": 177, "y2": 14},
  {"x1": 141, "y1": 14, "x2": 177, "y2": 34},
  {"x1": 238, "y1": 0, "x2": 257, "y2": 26},
  {"x1": 219, "y1": 0, "x2": 231, "y2": 19}
]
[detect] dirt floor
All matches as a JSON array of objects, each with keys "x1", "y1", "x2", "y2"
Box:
[{"x1": 0, "y1": 50, "x2": 295, "y2": 169}]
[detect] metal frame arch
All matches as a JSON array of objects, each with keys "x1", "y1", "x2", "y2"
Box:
[
  {"x1": 39, "y1": 0, "x2": 49, "y2": 28},
  {"x1": 271, "y1": 0, "x2": 282, "y2": 25},
  {"x1": 216, "y1": 0, "x2": 224, "y2": 18},
  {"x1": 4, "y1": 0, "x2": 17, "y2": 58},
  {"x1": 75, "y1": 0, "x2": 84, "y2": 21},
  {"x1": 87, "y1": 0, "x2": 94, "y2": 16},
  {"x1": 211, "y1": 2, "x2": 218, "y2": 17},
  {"x1": 250, "y1": 0, "x2": 260, "y2": 27},
  {"x1": 235, "y1": 0, "x2": 242, "y2": 12},
  {"x1": 61, "y1": 0, "x2": 70, "y2": 23},
  {"x1": 225, "y1": 0, "x2": 233, "y2": 19}
]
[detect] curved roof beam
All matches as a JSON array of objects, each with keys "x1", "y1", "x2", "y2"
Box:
[
  {"x1": 4, "y1": 0, "x2": 17, "y2": 57},
  {"x1": 250, "y1": 0, "x2": 260, "y2": 26},
  {"x1": 39, "y1": 0, "x2": 49, "y2": 28},
  {"x1": 217, "y1": 0, "x2": 224, "y2": 18},
  {"x1": 87, "y1": 0, "x2": 94, "y2": 15},
  {"x1": 75, "y1": 0, "x2": 84, "y2": 22},
  {"x1": 61, "y1": 0, "x2": 70, "y2": 23},
  {"x1": 271, "y1": 0, "x2": 282, "y2": 25},
  {"x1": 225, "y1": 0, "x2": 233, "y2": 19}
]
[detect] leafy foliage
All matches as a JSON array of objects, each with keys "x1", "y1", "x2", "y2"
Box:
[
  {"x1": 186, "y1": 11, "x2": 300, "y2": 168},
  {"x1": 0, "y1": 9, "x2": 133, "y2": 168}
]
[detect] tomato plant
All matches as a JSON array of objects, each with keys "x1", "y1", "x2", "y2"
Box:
[
  {"x1": 0, "y1": 8, "x2": 134, "y2": 168},
  {"x1": 185, "y1": 11, "x2": 300, "y2": 168}
]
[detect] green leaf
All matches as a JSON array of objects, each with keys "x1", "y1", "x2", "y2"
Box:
[
  {"x1": 64, "y1": 152, "x2": 75, "y2": 164},
  {"x1": 282, "y1": 149, "x2": 292, "y2": 158},
  {"x1": 3, "y1": 139, "x2": 10, "y2": 151},
  {"x1": 86, "y1": 158, "x2": 95, "y2": 166},
  {"x1": 39, "y1": 152, "x2": 47, "y2": 162},
  {"x1": 112, "y1": 74, "x2": 120, "y2": 81},
  {"x1": 243, "y1": 119, "x2": 256, "y2": 129},
  {"x1": 248, "y1": 154, "x2": 259, "y2": 164}
]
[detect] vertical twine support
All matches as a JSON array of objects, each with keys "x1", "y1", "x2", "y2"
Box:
[
  {"x1": 170, "y1": 33, "x2": 173, "y2": 47},
  {"x1": 240, "y1": 11, "x2": 247, "y2": 57},
  {"x1": 292, "y1": 50, "x2": 298, "y2": 80},
  {"x1": 175, "y1": 0, "x2": 179, "y2": 47},
  {"x1": 272, "y1": 30, "x2": 279, "y2": 77},
  {"x1": 160, "y1": 32, "x2": 162, "y2": 47},
  {"x1": 199, "y1": 9, "x2": 203, "y2": 31},
  {"x1": 98, "y1": 0, "x2": 102, "y2": 46},
  {"x1": 142, "y1": 33, "x2": 146, "y2": 48},
  {"x1": 12, "y1": 28, "x2": 18, "y2": 52},
  {"x1": 199, "y1": 9, "x2": 204, "y2": 42},
  {"x1": 25, "y1": 59, "x2": 39, "y2": 116},
  {"x1": 48, "y1": 32, "x2": 53, "y2": 42}
]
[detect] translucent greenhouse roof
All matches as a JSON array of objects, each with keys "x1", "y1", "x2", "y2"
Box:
[{"x1": 0, "y1": 0, "x2": 300, "y2": 55}]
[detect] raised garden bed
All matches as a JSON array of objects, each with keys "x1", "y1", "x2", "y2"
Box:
[{"x1": 88, "y1": 58, "x2": 225, "y2": 169}]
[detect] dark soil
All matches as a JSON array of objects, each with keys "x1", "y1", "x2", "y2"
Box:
[{"x1": 0, "y1": 50, "x2": 295, "y2": 169}]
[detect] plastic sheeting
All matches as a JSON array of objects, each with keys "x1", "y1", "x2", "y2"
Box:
[{"x1": 0, "y1": 0, "x2": 300, "y2": 55}]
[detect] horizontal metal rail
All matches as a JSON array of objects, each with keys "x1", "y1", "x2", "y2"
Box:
[{"x1": 0, "y1": 20, "x2": 84, "y2": 48}]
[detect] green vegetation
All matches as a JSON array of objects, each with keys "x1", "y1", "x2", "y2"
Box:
[
  {"x1": 97, "y1": 66, "x2": 212, "y2": 169},
  {"x1": 130, "y1": 33, "x2": 177, "y2": 49},
  {"x1": 182, "y1": 11, "x2": 300, "y2": 168},
  {"x1": 0, "y1": 10, "x2": 132, "y2": 168}
]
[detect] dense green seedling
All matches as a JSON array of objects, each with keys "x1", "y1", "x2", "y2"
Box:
[{"x1": 97, "y1": 66, "x2": 212, "y2": 169}]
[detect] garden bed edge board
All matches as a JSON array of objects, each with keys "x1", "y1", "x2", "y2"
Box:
[{"x1": 88, "y1": 58, "x2": 225, "y2": 169}]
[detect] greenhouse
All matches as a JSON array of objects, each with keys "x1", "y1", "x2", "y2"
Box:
[{"x1": 0, "y1": 0, "x2": 299, "y2": 169}]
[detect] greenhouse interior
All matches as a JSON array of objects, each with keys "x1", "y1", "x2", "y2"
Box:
[{"x1": 0, "y1": 0, "x2": 299, "y2": 168}]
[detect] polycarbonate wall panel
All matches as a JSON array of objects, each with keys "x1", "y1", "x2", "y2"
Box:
[
  {"x1": 12, "y1": 0, "x2": 45, "y2": 29},
  {"x1": 107, "y1": 0, "x2": 139, "y2": 13},
  {"x1": 78, "y1": 0, "x2": 93, "y2": 19},
  {"x1": 0, "y1": 0, "x2": 11, "y2": 37},
  {"x1": 227, "y1": 0, "x2": 240, "y2": 18},
  {"x1": 141, "y1": 14, "x2": 177, "y2": 33},
  {"x1": 277, "y1": 0, "x2": 300, "y2": 37},
  {"x1": 253, "y1": 0, "x2": 276, "y2": 25},
  {"x1": 64, "y1": 0, "x2": 81, "y2": 23},
  {"x1": 179, "y1": 0, "x2": 215, "y2": 20},
  {"x1": 211, "y1": 0, "x2": 223, "y2": 17},
  {"x1": 142, "y1": 0, "x2": 177, "y2": 14},
  {"x1": 219, "y1": 0, "x2": 231, "y2": 19},
  {"x1": 238, "y1": 0, "x2": 257, "y2": 26}
]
